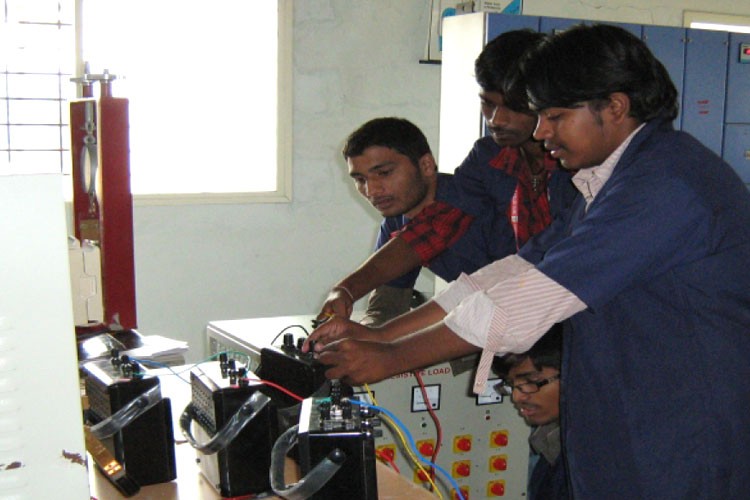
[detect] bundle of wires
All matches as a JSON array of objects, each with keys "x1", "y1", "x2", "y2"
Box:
[{"x1": 354, "y1": 390, "x2": 466, "y2": 500}]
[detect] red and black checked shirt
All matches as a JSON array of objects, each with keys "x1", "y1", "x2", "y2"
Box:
[
  {"x1": 398, "y1": 147, "x2": 557, "y2": 266},
  {"x1": 494, "y1": 147, "x2": 557, "y2": 250}
]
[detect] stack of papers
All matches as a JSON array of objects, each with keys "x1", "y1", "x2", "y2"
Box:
[{"x1": 121, "y1": 335, "x2": 189, "y2": 367}]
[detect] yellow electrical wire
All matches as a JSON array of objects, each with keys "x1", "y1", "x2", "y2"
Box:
[
  {"x1": 364, "y1": 384, "x2": 443, "y2": 500},
  {"x1": 363, "y1": 383, "x2": 378, "y2": 405}
]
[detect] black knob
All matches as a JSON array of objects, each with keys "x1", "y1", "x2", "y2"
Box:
[
  {"x1": 283, "y1": 333, "x2": 295, "y2": 348},
  {"x1": 219, "y1": 353, "x2": 229, "y2": 377},
  {"x1": 328, "y1": 448, "x2": 346, "y2": 464}
]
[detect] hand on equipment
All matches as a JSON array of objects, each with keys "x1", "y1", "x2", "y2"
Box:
[
  {"x1": 302, "y1": 316, "x2": 377, "y2": 353},
  {"x1": 317, "y1": 286, "x2": 355, "y2": 321},
  {"x1": 302, "y1": 317, "x2": 399, "y2": 385},
  {"x1": 314, "y1": 338, "x2": 399, "y2": 386}
]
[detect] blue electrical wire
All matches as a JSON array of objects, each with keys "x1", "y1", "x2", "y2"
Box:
[
  {"x1": 349, "y1": 399, "x2": 466, "y2": 500},
  {"x1": 129, "y1": 350, "x2": 257, "y2": 384},
  {"x1": 128, "y1": 357, "x2": 192, "y2": 384}
]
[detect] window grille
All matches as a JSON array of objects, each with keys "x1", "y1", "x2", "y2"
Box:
[{"x1": 1, "y1": 0, "x2": 75, "y2": 175}]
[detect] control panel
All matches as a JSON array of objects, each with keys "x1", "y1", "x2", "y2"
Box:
[{"x1": 206, "y1": 316, "x2": 531, "y2": 499}]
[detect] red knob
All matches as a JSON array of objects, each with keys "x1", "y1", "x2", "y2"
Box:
[
  {"x1": 455, "y1": 462, "x2": 471, "y2": 477},
  {"x1": 493, "y1": 433, "x2": 509, "y2": 446},
  {"x1": 491, "y1": 482, "x2": 505, "y2": 496},
  {"x1": 419, "y1": 442, "x2": 434, "y2": 456},
  {"x1": 492, "y1": 457, "x2": 507, "y2": 471},
  {"x1": 456, "y1": 438, "x2": 472, "y2": 452}
]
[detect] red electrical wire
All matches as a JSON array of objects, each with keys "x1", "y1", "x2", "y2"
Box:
[
  {"x1": 245, "y1": 377, "x2": 305, "y2": 402},
  {"x1": 413, "y1": 370, "x2": 442, "y2": 483}
]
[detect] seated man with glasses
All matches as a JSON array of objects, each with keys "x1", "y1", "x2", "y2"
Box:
[{"x1": 493, "y1": 323, "x2": 568, "y2": 500}]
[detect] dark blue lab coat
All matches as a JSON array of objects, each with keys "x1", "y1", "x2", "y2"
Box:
[{"x1": 519, "y1": 119, "x2": 750, "y2": 499}]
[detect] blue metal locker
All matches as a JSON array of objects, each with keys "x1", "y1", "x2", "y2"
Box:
[
  {"x1": 487, "y1": 12, "x2": 538, "y2": 40},
  {"x1": 538, "y1": 16, "x2": 640, "y2": 37},
  {"x1": 725, "y1": 32, "x2": 750, "y2": 124},
  {"x1": 723, "y1": 125, "x2": 750, "y2": 182},
  {"x1": 539, "y1": 16, "x2": 583, "y2": 34},
  {"x1": 723, "y1": 32, "x2": 750, "y2": 183},
  {"x1": 681, "y1": 28, "x2": 729, "y2": 156},
  {"x1": 643, "y1": 25, "x2": 686, "y2": 129}
]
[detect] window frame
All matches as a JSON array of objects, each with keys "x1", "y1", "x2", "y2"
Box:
[{"x1": 73, "y1": 0, "x2": 293, "y2": 206}]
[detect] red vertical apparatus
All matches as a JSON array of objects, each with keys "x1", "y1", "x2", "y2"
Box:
[{"x1": 70, "y1": 70, "x2": 137, "y2": 332}]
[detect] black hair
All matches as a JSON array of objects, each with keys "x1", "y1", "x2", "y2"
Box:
[
  {"x1": 492, "y1": 323, "x2": 563, "y2": 377},
  {"x1": 342, "y1": 117, "x2": 431, "y2": 167},
  {"x1": 522, "y1": 23, "x2": 678, "y2": 122},
  {"x1": 474, "y1": 29, "x2": 547, "y2": 113}
]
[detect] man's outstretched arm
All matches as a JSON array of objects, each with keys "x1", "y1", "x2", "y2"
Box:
[
  {"x1": 319, "y1": 237, "x2": 422, "y2": 319},
  {"x1": 315, "y1": 321, "x2": 480, "y2": 385}
]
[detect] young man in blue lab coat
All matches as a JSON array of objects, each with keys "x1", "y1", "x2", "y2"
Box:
[
  {"x1": 305, "y1": 24, "x2": 750, "y2": 499},
  {"x1": 493, "y1": 324, "x2": 568, "y2": 500},
  {"x1": 319, "y1": 30, "x2": 576, "y2": 326}
]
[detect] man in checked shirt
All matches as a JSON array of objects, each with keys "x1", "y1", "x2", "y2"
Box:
[{"x1": 318, "y1": 29, "x2": 576, "y2": 326}]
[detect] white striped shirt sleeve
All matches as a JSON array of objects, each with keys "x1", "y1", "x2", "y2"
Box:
[{"x1": 435, "y1": 255, "x2": 586, "y2": 394}]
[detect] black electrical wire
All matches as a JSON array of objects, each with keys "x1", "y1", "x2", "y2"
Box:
[{"x1": 269, "y1": 324, "x2": 310, "y2": 346}]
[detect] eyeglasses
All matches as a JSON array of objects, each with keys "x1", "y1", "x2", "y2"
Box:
[{"x1": 494, "y1": 374, "x2": 560, "y2": 396}]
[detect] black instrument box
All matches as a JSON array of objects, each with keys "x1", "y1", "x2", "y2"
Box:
[
  {"x1": 83, "y1": 360, "x2": 177, "y2": 486},
  {"x1": 297, "y1": 396, "x2": 378, "y2": 500},
  {"x1": 189, "y1": 362, "x2": 279, "y2": 497},
  {"x1": 259, "y1": 344, "x2": 329, "y2": 407}
]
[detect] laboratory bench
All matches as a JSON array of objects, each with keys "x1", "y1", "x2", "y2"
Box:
[{"x1": 89, "y1": 445, "x2": 437, "y2": 499}]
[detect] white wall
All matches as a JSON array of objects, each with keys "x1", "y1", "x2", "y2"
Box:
[{"x1": 132, "y1": 0, "x2": 750, "y2": 362}]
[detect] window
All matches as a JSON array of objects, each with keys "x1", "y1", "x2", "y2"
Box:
[
  {"x1": 81, "y1": 0, "x2": 292, "y2": 203},
  {"x1": 2, "y1": 1, "x2": 292, "y2": 204},
  {"x1": 1, "y1": 0, "x2": 75, "y2": 175}
]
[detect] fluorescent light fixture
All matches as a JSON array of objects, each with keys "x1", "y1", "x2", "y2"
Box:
[{"x1": 684, "y1": 11, "x2": 750, "y2": 33}]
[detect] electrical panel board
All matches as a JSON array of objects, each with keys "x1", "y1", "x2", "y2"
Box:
[{"x1": 206, "y1": 316, "x2": 530, "y2": 499}]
